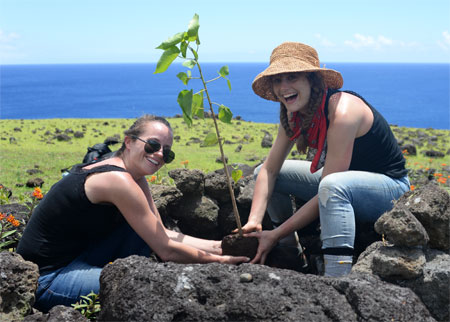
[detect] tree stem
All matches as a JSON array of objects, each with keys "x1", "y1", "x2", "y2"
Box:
[{"x1": 196, "y1": 61, "x2": 243, "y2": 237}]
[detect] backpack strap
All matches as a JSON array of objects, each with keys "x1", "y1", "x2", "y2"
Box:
[{"x1": 70, "y1": 164, "x2": 127, "y2": 175}]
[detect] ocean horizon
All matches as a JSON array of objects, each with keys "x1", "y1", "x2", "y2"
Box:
[{"x1": 1, "y1": 62, "x2": 449, "y2": 130}]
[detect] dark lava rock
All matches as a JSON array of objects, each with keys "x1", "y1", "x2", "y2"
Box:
[
  {"x1": 168, "y1": 168, "x2": 204, "y2": 195},
  {"x1": 26, "y1": 178, "x2": 44, "y2": 188},
  {"x1": 423, "y1": 150, "x2": 445, "y2": 158},
  {"x1": 23, "y1": 305, "x2": 88, "y2": 322},
  {"x1": 73, "y1": 131, "x2": 84, "y2": 138},
  {"x1": 261, "y1": 130, "x2": 273, "y2": 148},
  {"x1": 0, "y1": 252, "x2": 39, "y2": 321},
  {"x1": 99, "y1": 256, "x2": 435, "y2": 322},
  {"x1": 54, "y1": 134, "x2": 71, "y2": 142},
  {"x1": 26, "y1": 169, "x2": 43, "y2": 176}
]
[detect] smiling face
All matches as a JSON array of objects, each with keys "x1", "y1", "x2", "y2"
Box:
[
  {"x1": 271, "y1": 72, "x2": 311, "y2": 114},
  {"x1": 127, "y1": 121, "x2": 173, "y2": 177}
]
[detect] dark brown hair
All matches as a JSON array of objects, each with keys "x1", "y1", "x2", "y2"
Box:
[
  {"x1": 279, "y1": 72, "x2": 325, "y2": 153},
  {"x1": 115, "y1": 114, "x2": 172, "y2": 157}
]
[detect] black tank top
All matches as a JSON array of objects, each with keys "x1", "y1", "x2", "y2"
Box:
[
  {"x1": 325, "y1": 89, "x2": 408, "y2": 178},
  {"x1": 17, "y1": 164, "x2": 127, "y2": 273}
]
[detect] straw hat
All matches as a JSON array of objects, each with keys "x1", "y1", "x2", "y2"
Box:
[{"x1": 252, "y1": 42, "x2": 343, "y2": 102}]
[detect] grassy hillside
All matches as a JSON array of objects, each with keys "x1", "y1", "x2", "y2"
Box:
[{"x1": 1, "y1": 117, "x2": 449, "y2": 201}]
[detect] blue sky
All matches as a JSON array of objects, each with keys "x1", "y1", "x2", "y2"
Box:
[{"x1": 1, "y1": 0, "x2": 449, "y2": 64}]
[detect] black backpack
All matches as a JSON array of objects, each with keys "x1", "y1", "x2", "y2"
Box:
[
  {"x1": 82, "y1": 142, "x2": 116, "y2": 163},
  {"x1": 61, "y1": 139, "x2": 119, "y2": 176}
]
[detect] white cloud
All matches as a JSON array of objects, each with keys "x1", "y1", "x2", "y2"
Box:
[
  {"x1": 437, "y1": 31, "x2": 450, "y2": 51},
  {"x1": 0, "y1": 29, "x2": 23, "y2": 63},
  {"x1": 0, "y1": 29, "x2": 20, "y2": 43},
  {"x1": 443, "y1": 31, "x2": 450, "y2": 45},
  {"x1": 314, "y1": 33, "x2": 335, "y2": 47},
  {"x1": 378, "y1": 35, "x2": 393, "y2": 46},
  {"x1": 344, "y1": 33, "x2": 393, "y2": 50}
]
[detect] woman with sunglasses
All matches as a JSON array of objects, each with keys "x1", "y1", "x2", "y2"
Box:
[
  {"x1": 17, "y1": 114, "x2": 249, "y2": 312},
  {"x1": 241, "y1": 42, "x2": 410, "y2": 277}
]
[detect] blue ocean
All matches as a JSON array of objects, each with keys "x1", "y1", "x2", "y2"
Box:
[{"x1": 0, "y1": 63, "x2": 449, "y2": 129}]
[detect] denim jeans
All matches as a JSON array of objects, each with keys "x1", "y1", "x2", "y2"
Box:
[
  {"x1": 34, "y1": 223, "x2": 150, "y2": 312},
  {"x1": 255, "y1": 160, "x2": 410, "y2": 249}
]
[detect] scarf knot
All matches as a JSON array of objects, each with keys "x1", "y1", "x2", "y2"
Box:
[{"x1": 289, "y1": 88, "x2": 328, "y2": 173}]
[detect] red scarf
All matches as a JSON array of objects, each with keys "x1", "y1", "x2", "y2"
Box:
[{"x1": 289, "y1": 89, "x2": 328, "y2": 173}]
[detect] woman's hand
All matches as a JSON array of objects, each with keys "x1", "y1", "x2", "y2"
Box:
[
  {"x1": 219, "y1": 255, "x2": 251, "y2": 265},
  {"x1": 233, "y1": 219, "x2": 262, "y2": 234},
  {"x1": 246, "y1": 230, "x2": 279, "y2": 265}
]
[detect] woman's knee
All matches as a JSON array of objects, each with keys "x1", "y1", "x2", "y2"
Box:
[{"x1": 317, "y1": 173, "x2": 349, "y2": 208}]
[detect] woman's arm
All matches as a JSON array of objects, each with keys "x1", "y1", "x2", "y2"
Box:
[
  {"x1": 85, "y1": 172, "x2": 247, "y2": 264},
  {"x1": 320, "y1": 92, "x2": 368, "y2": 177},
  {"x1": 164, "y1": 231, "x2": 222, "y2": 254},
  {"x1": 136, "y1": 177, "x2": 222, "y2": 255},
  {"x1": 243, "y1": 125, "x2": 295, "y2": 231}
]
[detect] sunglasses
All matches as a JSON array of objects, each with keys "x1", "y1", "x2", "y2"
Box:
[{"x1": 132, "y1": 135, "x2": 175, "y2": 164}]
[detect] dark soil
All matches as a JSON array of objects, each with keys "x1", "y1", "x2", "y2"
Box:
[{"x1": 221, "y1": 234, "x2": 258, "y2": 259}]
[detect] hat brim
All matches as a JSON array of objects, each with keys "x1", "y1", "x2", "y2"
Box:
[{"x1": 252, "y1": 57, "x2": 343, "y2": 102}]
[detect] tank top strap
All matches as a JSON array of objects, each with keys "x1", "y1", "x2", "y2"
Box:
[
  {"x1": 70, "y1": 163, "x2": 128, "y2": 175},
  {"x1": 324, "y1": 88, "x2": 341, "y2": 128}
]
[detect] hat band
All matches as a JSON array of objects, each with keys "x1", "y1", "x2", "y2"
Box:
[{"x1": 271, "y1": 53, "x2": 319, "y2": 67}]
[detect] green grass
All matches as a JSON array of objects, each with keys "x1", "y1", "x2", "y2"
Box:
[
  {"x1": 1, "y1": 117, "x2": 449, "y2": 200},
  {"x1": 0, "y1": 118, "x2": 277, "y2": 197}
]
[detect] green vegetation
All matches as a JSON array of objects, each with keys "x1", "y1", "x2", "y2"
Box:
[
  {"x1": 71, "y1": 291, "x2": 101, "y2": 320},
  {"x1": 0, "y1": 117, "x2": 278, "y2": 198},
  {"x1": 0, "y1": 118, "x2": 449, "y2": 199}
]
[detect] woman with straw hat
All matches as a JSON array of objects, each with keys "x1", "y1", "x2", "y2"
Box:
[{"x1": 243, "y1": 42, "x2": 410, "y2": 276}]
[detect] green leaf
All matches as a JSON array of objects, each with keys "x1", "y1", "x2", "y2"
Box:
[
  {"x1": 218, "y1": 105, "x2": 233, "y2": 124},
  {"x1": 187, "y1": 14, "x2": 200, "y2": 39},
  {"x1": 192, "y1": 92, "x2": 204, "y2": 118},
  {"x1": 180, "y1": 41, "x2": 188, "y2": 58},
  {"x1": 156, "y1": 32, "x2": 185, "y2": 50},
  {"x1": 218, "y1": 66, "x2": 231, "y2": 90},
  {"x1": 203, "y1": 132, "x2": 218, "y2": 146},
  {"x1": 182, "y1": 60, "x2": 196, "y2": 69},
  {"x1": 176, "y1": 72, "x2": 189, "y2": 85},
  {"x1": 191, "y1": 48, "x2": 199, "y2": 60},
  {"x1": 0, "y1": 239, "x2": 16, "y2": 249},
  {"x1": 231, "y1": 169, "x2": 243, "y2": 183},
  {"x1": 226, "y1": 79, "x2": 232, "y2": 91},
  {"x1": 154, "y1": 46, "x2": 180, "y2": 74},
  {"x1": 177, "y1": 90, "x2": 193, "y2": 126},
  {"x1": 218, "y1": 65, "x2": 229, "y2": 77},
  {"x1": 1, "y1": 229, "x2": 17, "y2": 239}
]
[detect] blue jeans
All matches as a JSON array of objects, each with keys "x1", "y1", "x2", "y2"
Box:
[
  {"x1": 255, "y1": 160, "x2": 410, "y2": 249},
  {"x1": 34, "y1": 223, "x2": 151, "y2": 312}
]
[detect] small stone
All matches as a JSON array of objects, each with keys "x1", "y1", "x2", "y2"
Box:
[{"x1": 239, "y1": 273, "x2": 253, "y2": 283}]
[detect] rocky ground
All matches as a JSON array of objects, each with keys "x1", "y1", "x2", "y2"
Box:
[{"x1": 0, "y1": 165, "x2": 449, "y2": 321}]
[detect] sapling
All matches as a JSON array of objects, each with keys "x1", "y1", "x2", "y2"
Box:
[{"x1": 154, "y1": 14, "x2": 244, "y2": 236}]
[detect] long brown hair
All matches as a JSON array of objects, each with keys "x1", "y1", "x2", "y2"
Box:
[
  {"x1": 279, "y1": 72, "x2": 325, "y2": 154},
  {"x1": 115, "y1": 114, "x2": 172, "y2": 157}
]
